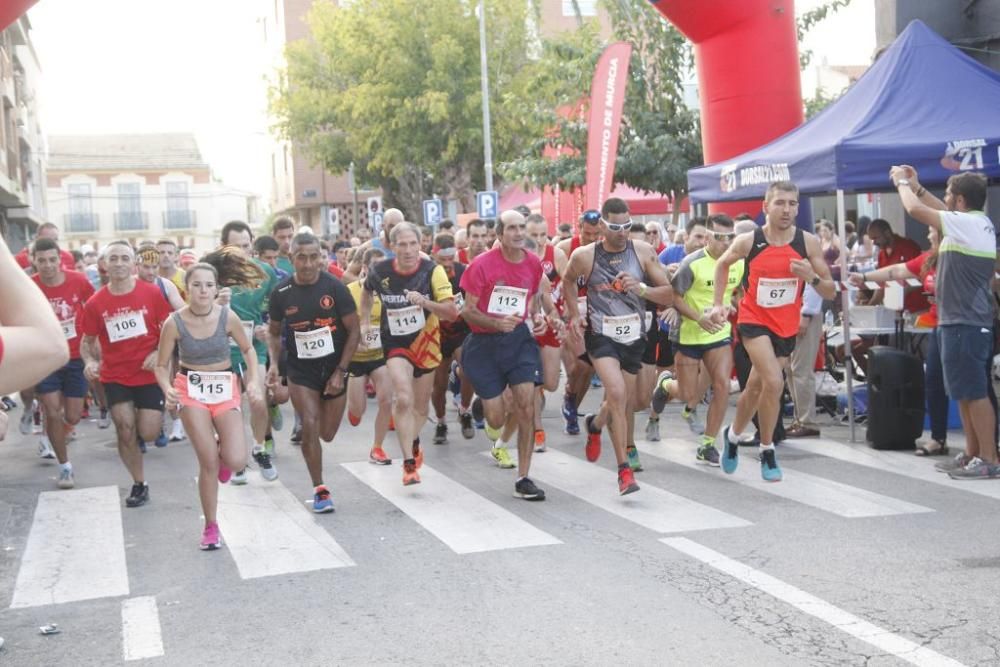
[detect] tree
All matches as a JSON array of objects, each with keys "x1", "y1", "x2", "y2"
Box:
[
  {"x1": 269, "y1": 0, "x2": 534, "y2": 219},
  {"x1": 500, "y1": 0, "x2": 702, "y2": 219}
]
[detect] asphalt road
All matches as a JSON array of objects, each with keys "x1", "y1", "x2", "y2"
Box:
[{"x1": 0, "y1": 386, "x2": 996, "y2": 666}]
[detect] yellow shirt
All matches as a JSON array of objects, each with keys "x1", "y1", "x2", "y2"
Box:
[{"x1": 348, "y1": 280, "x2": 384, "y2": 362}]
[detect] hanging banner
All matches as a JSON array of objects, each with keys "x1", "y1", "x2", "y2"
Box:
[
  {"x1": 0, "y1": 1, "x2": 37, "y2": 31},
  {"x1": 584, "y1": 41, "x2": 633, "y2": 212}
]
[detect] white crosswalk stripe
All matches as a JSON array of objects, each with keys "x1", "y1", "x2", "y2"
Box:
[
  {"x1": 10, "y1": 485, "x2": 129, "y2": 608},
  {"x1": 342, "y1": 462, "x2": 561, "y2": 554},
  {"x1": 784, "y1": 437, "x2": 1000, "y2": 500},
  {"x1": 636, "y1": 438, "x2": 934, "y2": 518},
  {"x1": 490, "y1": 448, "x2": 752, "y2": 533},
  {"x1": 216, "y1": 475, "x2": 355, "y2": 578}
]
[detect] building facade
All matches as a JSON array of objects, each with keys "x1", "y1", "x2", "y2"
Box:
[
  {"x1": 0, "y1": 15, "x2": 47, "y2": 252},
  {"x1": 46, "y1": 133, "x2": 256, "y2": 253}
]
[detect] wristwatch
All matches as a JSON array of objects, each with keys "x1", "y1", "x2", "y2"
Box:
[
  {"x1": 810, "y1": 275, "x2": 821, "y2": 287},
  {"x1": 896, "y1": 178, "x2": 910, "y2": 188}
]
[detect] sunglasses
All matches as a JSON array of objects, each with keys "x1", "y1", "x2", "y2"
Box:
[
  {"x1": 711, "y1": 232, "x2": 735, "y2": 241},
  {"x1": 581, "y1": 210, "x2": 601, "y2": 224},
  {"x1": 602, "y1": 218, "x2": 633, "y2": 232}
]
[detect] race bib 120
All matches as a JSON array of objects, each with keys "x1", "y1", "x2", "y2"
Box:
[{"x1": 294, "y1": 327, "x2": 335, "y2": 359}]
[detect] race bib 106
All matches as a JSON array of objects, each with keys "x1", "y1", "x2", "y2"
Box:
[{"x1": 105, "y1": 311, "x2": 147, "y2": 343}]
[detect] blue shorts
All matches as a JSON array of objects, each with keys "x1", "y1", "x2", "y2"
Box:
[
  {"x1": 939, "y1": 324, "x2": 992, "y2": 401},
  {"x1": 461, "y1": 324, "x2": 540, "y2": 400},
  {"x1": 37, "y1": 359, "x2": 88, "y2": 398}
]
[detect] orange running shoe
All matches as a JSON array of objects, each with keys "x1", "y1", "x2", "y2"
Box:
[
  {"x1": 413, "y1": 440, "x2": 424, "y2": 469},
  {"x1": 348, "y1": 412, "x2": 361, "y2": 427},
  {"x1": 533, "y1": 429, "x2": 546, "y2": 453},
  {"x1": 618, "y1": 466, "x2": 639, "y2": 496},
  {"x1": 388, "y1": 416, "x2": 395, "y2": 431},
  {"x1": 402, "y1": 460, "x2": 421, "y2": 486},
  {"x1": 584, "y1": 414, "x2": 601, "y2": 462},
  {"x1": 369, "y1": 446, "x2": 391, "y2": 465}
]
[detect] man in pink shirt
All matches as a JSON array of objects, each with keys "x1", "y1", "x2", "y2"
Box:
[{"x1": 460, "y1": 210, "x2": 564, "y2": 501}]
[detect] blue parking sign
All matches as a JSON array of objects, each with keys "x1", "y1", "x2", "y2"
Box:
[
  {"x1": 477, "y1": 191, "x2": 498, "y2": 219},
  {"x1": 423, "y1": 199, "x2": 443, "y2": 226}
]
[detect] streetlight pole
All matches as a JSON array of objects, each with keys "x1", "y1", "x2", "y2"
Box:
[
  {"x1": 349, "y1": 161, "x2": 359, "y2": 234},
  {"x1": 478, "y1": 0, "x2": 494, "y2": 192}
]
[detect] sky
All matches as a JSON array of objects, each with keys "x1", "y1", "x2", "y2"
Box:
[{"x1": 26, "y1": 0, "x2": 878, "y2": 205}]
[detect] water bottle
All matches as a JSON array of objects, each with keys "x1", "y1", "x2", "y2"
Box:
[{"x1": 824, "y1": 310, "x2": 835, "y2": 328}]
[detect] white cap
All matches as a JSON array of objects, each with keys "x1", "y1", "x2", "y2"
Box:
[{"x1": 80, "y1": 244, "x2": 95, "y2": 254}]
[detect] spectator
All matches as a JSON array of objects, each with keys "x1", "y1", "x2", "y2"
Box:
[
  {"x1": 815, "y1": 219, "x2": 842, "y2": 280},
  {"x1": 858, "y1": 218, "x2": 927, "y2": 313},
  {"x1": 786, "y1": 284, "x2": 825, "y2": 438},
  {"x1": 645, "y1": 221, "x2": 666, "y2": 253},
  {"x1": 891, "y1": 166, "x2": 998, "y2": 479}
]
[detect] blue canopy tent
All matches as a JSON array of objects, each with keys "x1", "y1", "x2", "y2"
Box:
[
  {"x1": 685, "y1": 20, "x2": 1000, "y2": 441},
  {"x1": 687, "y1": 19, "x2": 1000, "y2": 202}
]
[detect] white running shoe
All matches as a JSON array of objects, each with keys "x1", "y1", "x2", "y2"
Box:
[
  {"x1": 169, "y1": 419, "x2": 186, "y2": 442},
  {"x1": 38, "y1": 436, "x2": 56, "y2": 460}
]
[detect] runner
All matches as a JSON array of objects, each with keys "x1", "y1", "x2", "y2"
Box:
[
  {"x1": 81, "y1": 241, "x2": 173, "y2": 507},
  {"x1": 361, "y1": 222, "x2": 458, "y2": 485},
  {"x1": 526, "y1": 213, "x2": 568, "y2": 452},
  {"x1": 137, "y1": 245, "x2": 185, "y2": 310},
  {"x1": 267, "y1": 231, "x2": 360, "y2": 512},
  {"x1": 460, "y1": 210, "x2": 559, "y2": 500},
  {"x1": 561, "y1": 198, "x2": 674, "y2": 495},
  {"x1": 670, "y1": 214, "x2": 743, "y2": 465},
  {"x1": 30, "y1": 238, "x2": 95, "y2": 487},
  {"x1": 429, "y1": 234, "x2": 474, "y2": 443},
  {"x1": 345, "y1": 247, "x2": 394, "y2": 465},
  {"x1": 272, "y1": 217, "x2": 296, "y2": 276},
  {"x1": 556, "y1": 209, "x2": 603, "y2": 435},
  {"x1": 343, "y1": 209, "x2": 404, "y2": 281},
  {"x1": 154, "y1": 263, "x2": 260, "y2": 550},
  {"x1": 458, "y1": 219, "x2": 489, "y2": 265},
  {"x1": 156, "y1": 239, "x2": 187, "y2": 300},
  {"x1": 708, "y1": 181, "x2": 835, "y2": 482},
  {"x1": 210, "y1": 220, "x2": 281, "y2": 482}
]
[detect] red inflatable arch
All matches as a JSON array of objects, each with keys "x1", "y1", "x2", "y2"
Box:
[
  {"x1": 649, "y1": 0, "x2": 803, "y2": 215},
  {"x1": 1, "y1": 1, "x2": 38, "y2": 32}
]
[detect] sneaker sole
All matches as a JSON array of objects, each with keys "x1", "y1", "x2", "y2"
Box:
[
  {"x1": 312, "y1": 505, "x2": 335, "y2": 514},
  {"x1": 200, "y1": 543, "x2": 221, "y2": 551},
  {"x1": 369, "y1": 458, "x2": 392, "y2": 465},
  {"x1": 403, "y1": 478, "x2": 421, "y2": 486},
  {"x1": 513, "y1": 491, "x2": 546, "y2": 501},
  {"x1": 619, "y1": 483, "x2": 640, "y2": 496}
]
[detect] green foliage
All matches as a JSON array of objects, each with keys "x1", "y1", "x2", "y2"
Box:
[
  {"x1": 499, "y1": 0, "x2": 702, "y2": 204},
  {"x1": 269, "y1": 0, "x2": 534, "y2": 218}
]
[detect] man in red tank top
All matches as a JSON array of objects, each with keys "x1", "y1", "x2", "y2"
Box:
[{"x1": 708, "y1": 181, "x2": 835, "y2": 482}]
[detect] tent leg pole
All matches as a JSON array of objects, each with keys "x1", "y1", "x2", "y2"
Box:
[{"x1": 837, "y1": 190, "x2": 857, "y2": 443}]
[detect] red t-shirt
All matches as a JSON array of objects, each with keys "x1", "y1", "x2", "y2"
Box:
[
  {"x1": 459, "y1": 247, "x2": 542, "y2": 334},
  {"x1": 16, "y1": 247, "x2": 76, "y2": 272},
  {"x1": 457, "y1": 248, "x2": 469, "y2": 265},
  {"x1": 327, "y1": 262, "x2": 344, "y2": 278},
  {"x1": 904, "y1": 251, "x2": 937, "y2": 327},
  {"x1": 81, "y1": 279, "x2": 173, "y2": 386},
  {"x1": 878, "y1": 237, "x2": 928, "y2": 313},
  {"x1": 32, "y1": 270, "x2": 95, "y2": 359}
]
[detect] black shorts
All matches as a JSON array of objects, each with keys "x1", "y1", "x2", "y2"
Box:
[
  {"x1": 738, "y1": 324, "x2": 796, "y2": 359},
  {"x1": 676, "y1": 338, "x2": 732, "y2": 361},
  {"x1": 441, "y1": 333, "x2": 467, "y2": 359},
  {"x1": 102, "y1": 382, "x2": 165, "y2": 411},
  {"x1": 585, "y1": 331, "x2": 645, "y2": 375},
  {"x1": 286, "y1": 354, "x2": 347, "y2": 399},
  {"x1": 348, "y1": 358, "x2": 386, "y2": 378}
]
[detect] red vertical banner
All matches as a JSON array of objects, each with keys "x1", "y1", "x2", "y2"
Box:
[{"x1": 584, "y1": 42, "x2": 633, "y2": 212}]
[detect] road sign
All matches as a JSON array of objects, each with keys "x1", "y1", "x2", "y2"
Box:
[
  {"x1": 371, "y1": 211, "x2": 384, "y2": 235},
  {"x1": 476, "y1": 190, "x2": 499, "y2": 219},
  {"x1": 367, "y1": 196, "x2": 383, "y2": 215},
  {"x1": 423, "y1": 199, "x2": 443, "y2": 226}
]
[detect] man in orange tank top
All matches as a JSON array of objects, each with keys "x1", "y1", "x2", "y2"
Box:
[{"x1": 708, "y1": 181, "x2": 836, "y2": 482}]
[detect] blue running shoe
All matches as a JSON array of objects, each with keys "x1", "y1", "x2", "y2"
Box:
[
  {"x1": 721, "y1": 427, "x2": 739, "y2": 474},
  {"x1": 312, "y1": 485, "x2": 335, "y2": 513},
  {"x1": 472, "y1": 396, "x2": 485, "y2": 430},
  {"x1": 562, "y1": 394, "x2": 580, "y2": 435},
  {"x1": 154, "y1": 432, "x2": 168, "y2": 448},
  {"x1": 760, "y1": 448, "x2": 783, "y2": 482},
  {"x1": 590, "y1": 373, "x2": 602, "y2": 388},
  {"x1": 137, "y1": 435, "x2": 147, "y2": 454}
]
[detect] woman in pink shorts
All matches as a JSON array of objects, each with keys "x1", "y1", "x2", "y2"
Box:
[{"x1": 154, "y1": 262, "x2": 262, "y2": 550}]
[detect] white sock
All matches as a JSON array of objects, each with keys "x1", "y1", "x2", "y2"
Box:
[
  {"x1": 727, "y1": 426, "x2": 740, "y2": 445},
  {"x1": 60, "y1": 462, "x2": 72, "y2": 473},
  {"x1": 495, "y1": 437, "x2": 509, "y2": 449},
  {"x1": 759, "y1": 442, "x2": 775, "y2": 451}
]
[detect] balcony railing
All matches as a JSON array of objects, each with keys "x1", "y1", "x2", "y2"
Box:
[
  {"x1": 64, "y1": 212, "x2": 98, "y2": 234},
  {"x1": 114, "y1": 211, "x2": 148, "y2": 232},
  {"x1": 163, "y1": 209, "x2": 196, "y2": 230}
]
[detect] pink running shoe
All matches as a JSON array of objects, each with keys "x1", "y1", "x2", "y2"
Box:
[
  {"x1": 218, "y1": 466, "x2": 232, "y2": 484},
  {"x1": 200, "y1": 521, "x2": 221, "y2": 551}
]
